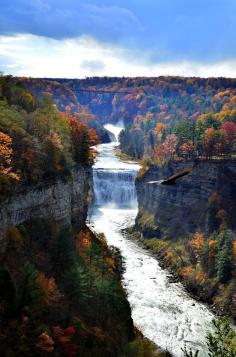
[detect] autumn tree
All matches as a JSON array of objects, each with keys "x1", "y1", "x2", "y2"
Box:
[
  {"x1": 179, "y1": 140, "x2": 195, "y2": 159},
  {"x1": 154, "y1": 134, "x2": 178, "y2": 164}
]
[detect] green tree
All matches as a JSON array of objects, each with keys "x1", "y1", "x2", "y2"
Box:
[
  {"x1": 216, "y1": 230, "x2": 233, "y2": 283},
  {"x1": 207, "y1": 318, "x2": 236, "y2": 357}
]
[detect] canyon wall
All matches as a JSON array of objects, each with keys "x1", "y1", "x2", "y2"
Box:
[
  {"x1": 0, "y1": 166, "x2": 92, "y2": 253},
  {"x1": 136, "y1": 160, "x2": 236, "y2": 238}
]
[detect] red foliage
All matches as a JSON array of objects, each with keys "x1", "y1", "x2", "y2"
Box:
[
  {"x1": 221, "y1": 121, "x2": 236, "y2": 145},
  {"x1": 154, "y1": 134, "x2": 178, "y2": 164}
]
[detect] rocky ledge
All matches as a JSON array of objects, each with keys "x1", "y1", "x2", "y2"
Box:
[{"x1": 0, "y1": 166, "x2": 92, "y2": 253}]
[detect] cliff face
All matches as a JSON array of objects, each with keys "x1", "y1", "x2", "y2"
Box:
[
  {"x1": 0, "y1": 166, "x2": 92, "y2": 253},
  {"x1": 136, "y1": 160, "x2": 236, "y2": 238}
]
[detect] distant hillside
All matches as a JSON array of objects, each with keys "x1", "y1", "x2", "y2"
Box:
[{"x1": 18, "y1": 76, "x2": 236, "y2": 162}]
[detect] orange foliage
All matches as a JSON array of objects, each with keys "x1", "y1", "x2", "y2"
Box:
[
  {"x1": 216, "y1": 209, "x2": 227, "y2": 221},
  {"x1": 38, "y1": 273, "x2": 63, "y2": 305},
  {"x1": 36, "y1": 332, "x2": 54, "y2": 353},
  {"x1": 208, "y1": 192, "x2": 221, "y2": 205},
  {"x1": 0, "y1": 131, "x2": 19, "y2": 180},
  {"x1": 75, "y1": 230, "x2": 92, "y2": 255},
  {"x1": 233, "y1": 241, "x2": 236, "y2": 258},
  {"x1": 105, "y1": 257, "x2": 116, "y2": 270},
  {"x1": 216, "y1": 209, "x2": 228, "y2": 230},
  {"x1": 208, "y1": 239, "x2": 217, "y2": 257},
  {"x1": 190, "y1": 232, "x2": 205, "y2": 253},
  {"x1": 0, "y1": 131, "x2": 12, "y2": 165},
  {"x1": 179, "y1": 140, "x2": 195, "y2": 157},
  {"x1": 181, "y1": 266, "x2": 193, "y2": 278}
]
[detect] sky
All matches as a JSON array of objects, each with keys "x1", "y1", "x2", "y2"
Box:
[{"x1": 0, "y1": 0, "x2": 236, "y2": 78}]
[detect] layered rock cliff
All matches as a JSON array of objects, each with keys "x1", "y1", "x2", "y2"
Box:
[
  {"x1": 136, "y1": 160, "x2": 236, "y2": 238},
  {"x1": 0, "y1": 166, "x2": 92, "y2": 253}
]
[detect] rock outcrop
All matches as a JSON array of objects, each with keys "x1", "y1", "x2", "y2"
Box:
[
  {"x1": 0, "y1": 166, "x2": 92, "y2": 253},
  {"x1": 136, "y1": 160, "x2": 236, "y2": 238}
]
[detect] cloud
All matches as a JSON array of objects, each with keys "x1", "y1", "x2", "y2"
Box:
[
  {"x1": 1, "y1": 34, "x2": 236, "y2": 78},
  {"x1": 80, "y1": 59, "x2": 105, "y2": 72},
  {"x1": 0, "y1": 1, "x2": 142, "y2": 43},
  {"x1": 0, "y1": 0, "x2": 236, "y2": 63}
]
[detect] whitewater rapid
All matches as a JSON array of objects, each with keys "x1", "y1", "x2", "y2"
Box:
[{"x1": 88, "y1": 124, "x2": 213, "y2": 357}]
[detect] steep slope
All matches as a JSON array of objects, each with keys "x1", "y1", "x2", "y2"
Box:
[{"x1": 136, "y1": 160, "x2": 236, "y2": 238}]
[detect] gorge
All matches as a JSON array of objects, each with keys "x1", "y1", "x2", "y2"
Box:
[
  {"x1": 89, "y1": 124, "x2": 214, "y2": 357},
  {"x1": 1, "y1": 75, "x2": 236, "y2": 356}
]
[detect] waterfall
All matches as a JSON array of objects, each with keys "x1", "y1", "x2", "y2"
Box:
[
  {"x1": 93, "y1": 169, "x2": 137, "y2": 207},
  {"x1": 104, "y1": 123, "x2": 124, "y2": 142},
  {"x1": 93, "y1": 123, "x2": 139, "y2": 208}
]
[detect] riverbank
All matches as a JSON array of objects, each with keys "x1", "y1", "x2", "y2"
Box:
[{"x1": 126, "y1": 226, "x2": 236, "y2": 325}]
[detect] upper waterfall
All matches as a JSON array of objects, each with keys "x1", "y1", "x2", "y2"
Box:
[
  {"x1": 104, "y1": 123, "x2": 124, "y2": 142},
  {"x1": 92, "y1": 123, "x2": 140, "y2": 208}
]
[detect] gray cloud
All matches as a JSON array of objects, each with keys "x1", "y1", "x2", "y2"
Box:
[{"x1": 0, "y1": 0, "x2": 236, "y2": 63}]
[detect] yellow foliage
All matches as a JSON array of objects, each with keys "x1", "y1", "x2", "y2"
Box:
[
  {"x1": 137, "y1": 159, "x2": 149, "y2": 178},
  {"x1": 214, "y1": 90, "x2": 231, "y2": 100},
  {"x1": 155, "y1": 123, "x2": 167, "y2": 136}
]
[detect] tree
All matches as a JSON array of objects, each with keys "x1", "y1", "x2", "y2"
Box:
[
  {"x1": 18, "y1": 263, "x2": 45, "y2": 312},
  {"x1": 207, "y1": 318, "x2": 236, "y2": 357},
  {"x1": 0, "y1": 131, "x2": 19, "y2": 180},
  {"x1": 220, "y1": 121, "x2": 236, "y2": 155},
  {"x1": 38, "y1": 273, "x2": 62, "y2": 305},
  {"x1": 216, "y1": 230, "x2": 233, "y2": 283},
  {"x1": 204, "y1": 128, "x2": 216, "y2": 158},
  {"x1": 67, "y1": 117, "x2": 92, "y2": 164},
  {"x1": 179, "y1": 140, "x2": 195, "y2": 159},
  {"x1": 154, "y1": 134, "x2": 178, "y2": 164}
]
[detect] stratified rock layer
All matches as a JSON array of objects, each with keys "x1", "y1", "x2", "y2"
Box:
[
  {"x1": 136, "y1": 160, "x2": 236, "y2": 238},
  {"x1": 0, "y1": 166, "x2": 92, "y2": 253}
]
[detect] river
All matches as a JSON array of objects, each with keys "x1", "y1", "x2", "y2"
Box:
[{"x1": 88, "y1": 124, "x2": 214, "y2": 357}]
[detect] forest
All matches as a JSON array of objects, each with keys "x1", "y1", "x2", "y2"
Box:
[
  {"x1": 0, "y1": 76, "x2": 99, "y2": 203},
  {"x1": 21, "y1": 76, "x2": 236, "y2": 162},
  {"x1": 0, "y1": 218, "x2": 136, "y2": 356}
]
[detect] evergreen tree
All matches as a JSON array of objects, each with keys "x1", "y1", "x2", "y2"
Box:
[{"x1": 216, "y1": 230, "x2": 233, "y2": 283}]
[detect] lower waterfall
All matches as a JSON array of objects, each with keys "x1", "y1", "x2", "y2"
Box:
[
  {"x1": 88, "y1": 124, "x2": 213, "y2": 357},
  {"x1": 93, "y1": 169, "x2": 137, "y2": 207}
]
